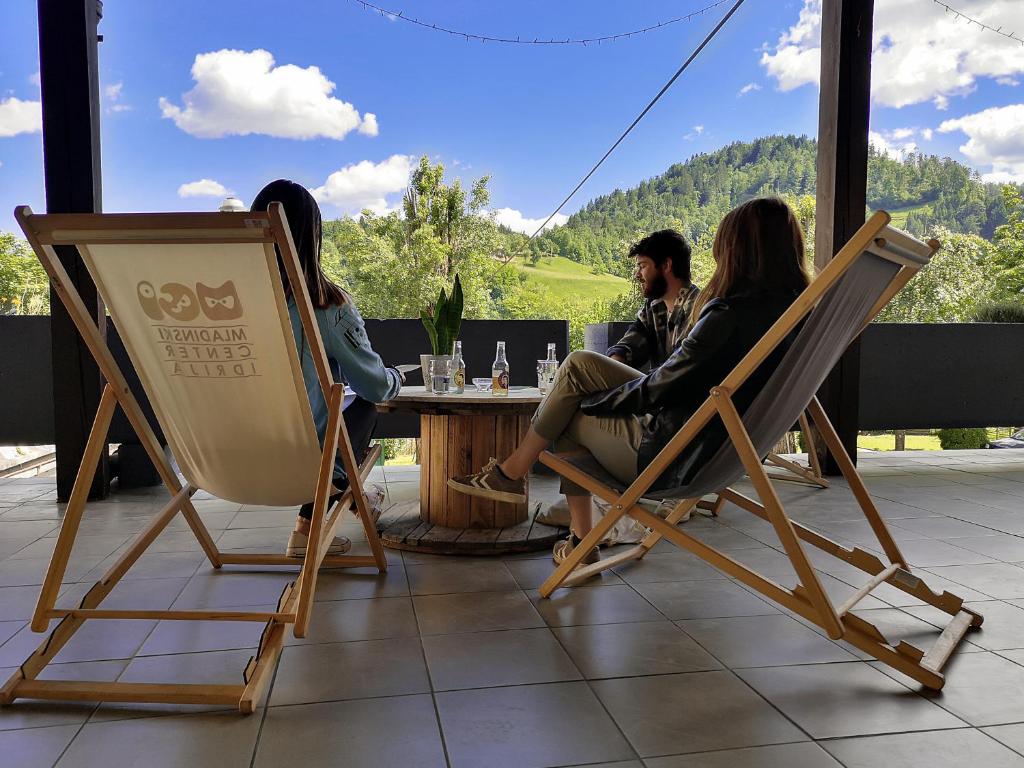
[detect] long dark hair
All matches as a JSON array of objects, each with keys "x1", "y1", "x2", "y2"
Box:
[
  {"x1": 689, "y1": 197, "x2": 810, "y2": 325},
  {"x1": 251, "y1": 179, "x2": 347, "y2": 308}
]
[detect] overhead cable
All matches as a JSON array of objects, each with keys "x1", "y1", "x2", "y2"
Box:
[{"x1": 932, "y1": 0, "x2": 1024, "y2": 46}]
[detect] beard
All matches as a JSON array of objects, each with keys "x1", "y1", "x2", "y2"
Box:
[{"x1": 641, "y1": 272, "x2": 668, "y2": 300}]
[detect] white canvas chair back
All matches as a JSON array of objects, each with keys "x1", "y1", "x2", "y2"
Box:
[
  {"x1": 78, "y1": 223, "x2": 322, "y2": 506},
  {"x1": 661, "y1": 226, "x2": 933, "y2": 500}
]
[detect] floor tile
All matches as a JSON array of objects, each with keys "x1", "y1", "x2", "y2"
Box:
[
  {"x1": 592, "y1": 671, "x2": 806, "y2": 757},
  {"x1": 612, "y1": 551, "x2": 725, "y2": 585},
  {"x1": 553, "y1": 620, "x2": 721, "y2": 679},
  {"x1": 414, "y1": 589, "x2": 544, "y2": 635},
  {"x1": 57, "y1": 711, "x2": 261, "y2": 768},
  {"x1": 312, "y1": 565, "x2": 410, "y2": 600},
  {"x1": 0, "y1": 618, "x2": 155, "y2": 666},
  {"x1": 903, "y1": 651, "x2": 1024, "y2": 726},
  {"x1": 137, "y1": 605, "x2": 274, "y2": 656},
  {"x1": 678, "y1": 614, "x2": 856, "y2": 667},
  {"x1": 436, "y1": 681, "x2": 636, "y2": 768},
  {"x1": 631, "y1": 580, "x2": 778, "y2": 620},
  {"x1": 955, "y1": 535, "x2": 1024, "y2": 562},
  {"x1": 532, "y1": 584, "x2": 664, "y2": 626},
  {"x1": 645, "y1": 742, "x2": 841, "y2": 767},
  {"x1": 286, "y1": 596, "x2": 419, "y2": 645},
  {"x1": 737, "y1": 663, "x2": 965, "y2": 738},
  {"x1": 504, "y1": 556, "x2": 623, "y2": 589},
  {"x1": 0, "y1": 660, "x2": 122, "y2": 731},
  {"x1": 0, "y1": 619, "x2": 23, "y2": 647},
  {"x1": 270, "y1": 637, "x2": 430, "y2": 706},
  {"x1": 867, "y1": 538, "x2": 995, "y2": 567},
  {"x1": 255, "y1": 695, "x2": 446, "y2": 768},
  {"x1": 0, "y1": 724, "x2": 80, "y2": 768},
  {"x1": 821, "y1": 728, "x2": 1024, "y2": 768},
  {"x1": 423, "y1": 627, "x2": 580, "y2": 689},
  {"x1": 984, "y1": 723, "x2": 1024, "y2": 755},
  {"x1": 171, "y1": 570, "x2": 294, "y2": 609},
  {"x1": 926, "y1": 563, "x2": 1024, "y2": 599},
  {"x1": 903, "y1": 600, "x2": 1024, "y2": 651},
  {"x1": 406, "y1": 559, "x2": 519, "y2": 595}
]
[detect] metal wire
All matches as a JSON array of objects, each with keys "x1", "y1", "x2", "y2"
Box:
[
  {"x1": 932, "y1": 0, "x2": 1024, "y2": 46},
  {"x1": 350, "y1": 0, "x2": 731, "y2": 46}
]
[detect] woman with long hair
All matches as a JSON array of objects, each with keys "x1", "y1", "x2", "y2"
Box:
[
  {"x1": 250, "y1": 179, "x2": 403, "y2": 558},
  {"x1": 449, "y1": 196, "x2": 810, "y2": 566}
]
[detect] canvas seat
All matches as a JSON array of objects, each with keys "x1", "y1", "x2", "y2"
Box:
[
  {"x1": 0, "y1": 204, "x2": 387, "y2": 713},
  {"x1": 538, "y1": 211, "x2": 982, "y2": 690}
]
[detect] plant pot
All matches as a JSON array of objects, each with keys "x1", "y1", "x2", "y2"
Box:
[{"x1": 421, "y1": 354, "x2": 452, "y2": 393}]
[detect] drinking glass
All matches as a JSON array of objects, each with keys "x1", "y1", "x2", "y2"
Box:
[
  {"x1": 429, "y1": 357, "x2": 451, "y2": 394},
  {"x1": 537, "y1": 360, "x2": 557, "y2": 394}
]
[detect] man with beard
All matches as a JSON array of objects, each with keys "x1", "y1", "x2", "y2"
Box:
[
  {"x1": 534, "y1": 229, "x2": 698, "y2": 538},
  {"x1": 607, "y1": 229, "x2": 699, "y2": 369}
]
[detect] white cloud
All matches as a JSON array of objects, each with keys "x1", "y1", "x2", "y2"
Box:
[
  {"x1": 312, "y1": 154, "x2": 413, "y2": 215},
  {"x1": 869, "y1": 130, "x2": 917, "y2": 159},
  {"x1": 939, "y1": 103, "x2": 1024, "y2": 183},
  {"x1": 28, "y1": 72, "x2": 40, "y2": 87},
  {"x1": 105, "y1": 82, "x2": 123, "y2": 100},
  {"x1": 738, "y1": 82, "x2": 762, "y2": 96},
  {"x1": 684, "y1": 125, "x2": 705, "y2": 141},
  {"x1": 492, "y1": 208, "x2": 568, "y2": 235},
  {"x1": 159, "y1": 49, "x2": 379, "y2": 140},
  {"x1": 921, "y1": 128, "x2": 934, "y2": 141},
  {"x1": 997, "y1": 76, "x2": 1020, "y2": 86},
  {"x1": 890, "y1": 127, "x2": 915, "y2": 140},
  {"x1": 761, "y1": 0, "x2": 1024, "y2": 109},
  {"x1": 178, "y1": 179, "x2": 231, "y2": 198},
  {"x1": 0, "y1": 97, "x2": 42, "y2": 137}
]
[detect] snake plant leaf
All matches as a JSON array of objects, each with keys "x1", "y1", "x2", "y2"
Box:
[{"x1": 420, "y1": 309, "x2": 439, "y2": 354}]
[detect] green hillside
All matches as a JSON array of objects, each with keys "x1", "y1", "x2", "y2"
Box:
[
  {"x1": 510, "y1": 255, "x2": 629, "y2": 301},
  {"x1": 533, "y1": 135, "x2": 1014, "y2": 278}
]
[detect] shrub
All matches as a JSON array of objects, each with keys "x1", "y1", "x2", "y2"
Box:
[
  {"x1": 972, "y1": 300, "x2": 1024, "y2": 323},
  {"x1": 937, "y1": 428, "x2": 989, "y2": 450}
]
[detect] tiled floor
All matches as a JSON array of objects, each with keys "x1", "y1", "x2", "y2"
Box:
[{"x1": 1, "y1": 450, "x2": 1024, "y2": 767}]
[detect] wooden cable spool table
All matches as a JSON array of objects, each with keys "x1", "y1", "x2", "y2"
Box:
[{"x1": 375, "y1": 386, "x2": 566, "y2": 554}]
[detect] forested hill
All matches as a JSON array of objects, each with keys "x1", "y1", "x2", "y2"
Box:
[{"x1": 532, "y1": 135, "x2": 1012, "y2": 276}]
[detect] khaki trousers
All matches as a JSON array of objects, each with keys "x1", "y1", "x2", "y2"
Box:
[{"x1": 532, "y1": 350, "x2": 644, "y2": 496}]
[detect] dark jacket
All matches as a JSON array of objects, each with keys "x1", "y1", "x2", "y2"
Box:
[
  {"x1": 581, "y1": 288, "x2": 802, "y2": 491},
  {"x1": 606, "y1": 284, "x2": 700, "y2": 369}
]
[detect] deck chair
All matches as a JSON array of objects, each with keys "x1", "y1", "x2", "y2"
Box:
[
  {"x1": 539, "y1": 211, "x2": 982, "y2": 690},
  {"x1": 0, "y1": 205, "x2": 387, "y2": 713},
  {"x1": 764, "y1": 413, "x2": 829, "y2": 488}
]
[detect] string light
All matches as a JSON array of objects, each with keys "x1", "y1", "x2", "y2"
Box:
[
  {"x1": 349, "y1": 0, "x2": 731, "y2": 46},
  {"x1": 932, "y1": 0, "x2": 1024, "y2": 46}
]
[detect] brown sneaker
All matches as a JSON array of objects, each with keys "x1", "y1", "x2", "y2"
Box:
[
  {"x1": 447, "y1": 458, "x2": 527, "y2": 504},
  {"x1": 552, "y1": 534, "x2": 600, "y2": 567}
]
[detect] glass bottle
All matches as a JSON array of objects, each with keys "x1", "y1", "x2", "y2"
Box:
[
  {"x1": 452, "y1": 340, "x2": 466, "y2": 394},
  {"x1": 492, "y1": 341, "x2": 509, "y2": 397}
]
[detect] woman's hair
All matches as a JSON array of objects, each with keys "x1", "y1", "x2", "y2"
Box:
[
  {"x1": 688, "y1": 197, "x2": 810, "y2": 326},
  {"x1": 250, "y1": 179, "x2": 347, "y2": 309}
]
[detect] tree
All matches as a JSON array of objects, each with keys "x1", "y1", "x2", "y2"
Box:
[
  {"x1": 992, "y1": 185, "x2": 1024, "y2": 301},
  {"x1": 0, "y1": 232, "x2": 49, "y2": 314},
  {"x1": 875, "y1": 228, "x2": 997, "y2": 323}
]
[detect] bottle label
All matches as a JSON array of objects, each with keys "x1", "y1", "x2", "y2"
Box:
[
  {"x1": 454, "y1": 369, "x2": 465, "y2": 389},
  {"x1": 493, "y1": 370, "x2": 509, "y2": 396}
]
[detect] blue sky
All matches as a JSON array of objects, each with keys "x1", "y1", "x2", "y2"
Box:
[{"x1": 1, "y1": 0, "x2": 1022, "y2": 235}]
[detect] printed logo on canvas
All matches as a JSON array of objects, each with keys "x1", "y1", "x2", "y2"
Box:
[{"x1": 137, "y1": 280, "x2": 258, "y2": 379}]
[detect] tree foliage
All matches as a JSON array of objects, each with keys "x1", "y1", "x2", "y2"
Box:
[{"x1": 0, "y1": 233, "x2": 48, "y2": 314}]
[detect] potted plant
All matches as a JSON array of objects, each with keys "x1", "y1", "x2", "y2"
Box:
[{"x1": 420, "y1": 274, "x2": 463, "y2": 391}]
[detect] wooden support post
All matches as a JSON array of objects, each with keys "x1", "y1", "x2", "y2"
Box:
[
  {"x1": 37, "y1": 0, "x2": 107, "y2": 501},
  {"x1": 814, "y1": 0, "x2": 874, "y2": 474}
]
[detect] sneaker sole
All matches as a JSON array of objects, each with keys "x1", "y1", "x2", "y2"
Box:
[
  {"x1": 446, "y1": 478, "x2": 526, "y2": 504},
  {"x1": 286, "y1": 544, "x2": 352, "y2": 558}
]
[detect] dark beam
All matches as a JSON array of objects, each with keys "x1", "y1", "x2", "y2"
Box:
[
  {"x1": 37, "y1": 0, "x2": 108, "y2": 500},
  {"x1": 814, "y1": 0, "x2": 874, "y2": 473}
]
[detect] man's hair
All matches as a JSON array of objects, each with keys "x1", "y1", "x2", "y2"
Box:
[{"x1": 628, "y1": 229, "x2": 692, "y2": 283}]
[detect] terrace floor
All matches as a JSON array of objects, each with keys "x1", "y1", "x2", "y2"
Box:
[{"x1": 1, "y1": 450, "x2": 1024, "y2": 767}]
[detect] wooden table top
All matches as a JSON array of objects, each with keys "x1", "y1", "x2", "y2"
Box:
[{"x1": 377, "y1": 385, "x2": 544, "y2": 413}]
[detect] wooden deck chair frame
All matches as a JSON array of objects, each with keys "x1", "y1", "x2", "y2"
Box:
[
  {"x1": 0, "y1": 204, "x2": 387, "y2": 713},
  {"x1": 538, "y1": 212, "x2": 982, "y2": 691},
  {"x1": 764, "y1": 412, "x2": 829, "y2": 489}
]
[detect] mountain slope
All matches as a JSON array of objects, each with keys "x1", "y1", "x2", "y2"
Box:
[{"x1": 534, "y1": 135, "x2": 1011, "y2": 277}]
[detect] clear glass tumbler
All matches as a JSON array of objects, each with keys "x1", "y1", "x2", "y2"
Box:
[{"x1": 429, "y1": 356, "x2": 451, "y2": 394}]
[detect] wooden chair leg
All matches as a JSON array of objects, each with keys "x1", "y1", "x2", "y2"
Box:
[
  {"x1": 31, "y1": 384, "x2": 117, "y2": 632},
  {"x1": 538, "y1": 501, "x2": 631, "y2": 598}
]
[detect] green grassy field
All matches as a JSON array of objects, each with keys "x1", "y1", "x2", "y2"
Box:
[
  {"x1": 856, "y1": 433, "x2": 942, "y2": 451},
  {"x1": 884, "y1": 203, "x2": 930, "y2": 230},
  {"x1": 511, "y1": 256, "x2": 630, "y2": 302}
]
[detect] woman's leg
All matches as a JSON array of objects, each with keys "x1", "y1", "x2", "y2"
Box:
[
  {"x1": 295, "y1": 397, "x2": 379, "y2": 533},
  {"x1": 499, "y1": 351, "x2": 642, "y2": 479}
]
